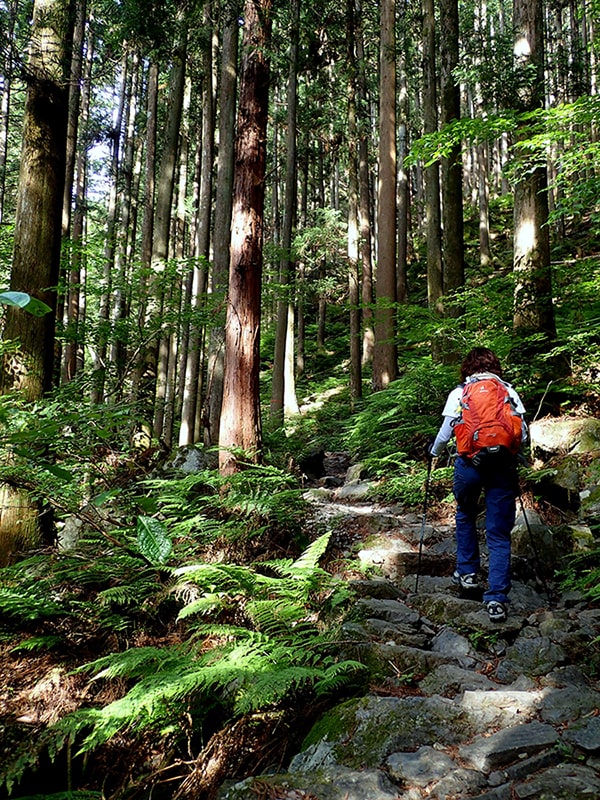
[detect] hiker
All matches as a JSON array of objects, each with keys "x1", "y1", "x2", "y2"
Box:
[{"x1": 429, "y1": 347, "x2": 527, "y2": 622}]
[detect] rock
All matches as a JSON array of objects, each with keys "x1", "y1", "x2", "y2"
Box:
[
  {"x1": 419, "y1": 663, "x2": 497, "y2": 696},
  {"x1": 563, "y1": 716, "x2": 600, "y2": 752},
  {"x1": 495, "y1": 636, "x2": 566, "y2": 682},
  {"x1": 430, "y1": 626, "x2": 478, "y2": 668},
  {"x1": 164, "y1": 445, "x2": 217, "y2": 473},
  {"x1": 351, "y1": 598, "x2": 420, "y2": 627},
  {"x1": 346, "y1": 578, "x2": 405, "y2": 600},
  {"x1": 386, "y1": 745, "x2": 455, "y2": 786},
  {"x1": 539, "y1": 684, "x2": 600, "y2": 725},
  {"x1": 299, "y1": 695, "x2": 477, "y2": 771},
  {"x1": 334, "y1": 480, "x2": 372, "y2": 501},
  {"x1": 460, "y1": 690, "x2": 544, "y2": 728},
  {"x1": 513, "y1": 764, "x2": 600, "y2": 798},
  {"x1": 529, "y1": 416, "x2": 600, "y2": 457},
  {"x1": 459, "y1": 721, "x2": 558, "y2": 771}
]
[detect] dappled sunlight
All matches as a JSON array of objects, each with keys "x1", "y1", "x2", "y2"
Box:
[{"x1": 514, "y1": 217, "x2": 535, "y2": 255}]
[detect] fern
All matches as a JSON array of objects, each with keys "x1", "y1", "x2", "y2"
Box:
[{"x1": 0, "y1": 531, "x2": 364, "y2": 795}]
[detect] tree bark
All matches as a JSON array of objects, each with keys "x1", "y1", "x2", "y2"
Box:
[
  {"x1": 422, "y1": 0, "x2": 443, "y2": 311},
  {"x1": 148, "y1": 33, "x2": 186, "y2": 440},
  {"x1": 512, "y1": 0, "x2": 557, "y2": 344},
  {"x1": 219, "y1": 0, "x2": 272, "y2": 476},
  {"x1": 1, "y1": 0, "x2": 73, "y2": 400},
  {"x1": 372, "y1": 0, "x2": 397, "y2": 391},
  {"x1": 347, "y1": 0, "x2": 361, "y2": 402},
  {"x1": 439, "y1": 0, "x2": 464, "y2": 300},
  {"x1": 0, "y1": 0, "x2": 74, "y2": 565},
  {"x1": 270, "y1": 0, "x2": 300, "y2": 426},
  {"x1": 202, "y1": 4, "x2": 239, "y2": 447},
  {"x1": 354, "y1": 0, "x2": 374, "y2": 366}
]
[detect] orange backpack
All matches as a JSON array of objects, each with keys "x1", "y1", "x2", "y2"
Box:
[{"x1": 454, "y1": 376, "x2": 523, "y2": 459}]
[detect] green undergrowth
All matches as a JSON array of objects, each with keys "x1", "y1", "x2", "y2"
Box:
[{"x1": 0, "y1": 529, "x2": 365, "y2": 796}]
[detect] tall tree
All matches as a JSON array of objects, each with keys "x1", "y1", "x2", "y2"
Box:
[
  {"x1": 1, "y1": 0, "x2": 73, "y2": 400},
  {"x1": 202, "y1": 4, "x2": 239, "y2": 447},
  {"x1": 372, "y1": 0, "x2": 397, "y2": 391},
  {"x1": 512, "y1": 0, "x2": 557, "y2": 347},
  {"x1": 439, "y1": 0, "x2": 464, "y2": 301},
  {"x1": 355, "y1": 0, "x2": 375, "y2": 365},
  {"x1": 0, "y1": 0, "x2": 74, "y2": 563},
  {"x1": 270, "y1": 0, "x2": 300, "y2": 426},
  {"x1": 148, "y1": 31, "x2": 187, "y2": 438},
  {"x1": 423, "y1": 0, "x2": 443, "y2": 311},
  {"x1": 347, "y1": 0, "x2": 361, "y2": 401},
  {"x1": 0, "y1": 1, "x2": 18, "y2": 225},
  {"x1": 219, "y1": 0, "x2": 272, "y2": 476}
]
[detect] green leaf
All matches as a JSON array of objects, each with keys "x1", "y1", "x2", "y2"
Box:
[
  {"x1": 136, "y1": 516, "x2": 172, "y2": 565},
  {"x1": 41, "y1": 463, "x2": 74, "y2": 482},
  {"x1": 0, "y1": 291, "x2": 52, "y2": 316}
]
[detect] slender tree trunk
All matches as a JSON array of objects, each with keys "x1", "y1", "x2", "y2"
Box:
[
  {"x1": 347, "y1": 0, "x2": 361, "y2": 402},
  {"x1": 110, "y1": 50, "x2": 140, "y2": 389},
  {"x1": 146, "y1": 33, "x2": 186, "y2": 440},
  {"x1": 423, "y1": 0, "x2": 443, "y2": 311},
  {"x1": 63, "y1": 20, "x2": 94, "y2": 382},
  {"x1": 0, "y1": 0, "x2": 17, "y2": 225},
  {"x1": 219, "y1": 0, "x2": 272, "y2": 476},
  {"x1": 129, "y1": 59, "x2": 158, "y2": 397},
  {"x1": 180, "y1": 7, "x2": 214, "y2": 445},
  {"x1": 270, "y1": 0, "x2": 300, "y2": 426},
  {"x1": 202, "y1": 5, "x2": 239, "y2": 447},
  {"x1": 372, "y1": 0, "x2": 397, "y2": 391},
  {"x1": 397, "y1": 55, "x2": 410, "y2": 305},
  {"x1": 439, "y1": 0, "x2": 464, "y2": 302},
  {"x1": 354, "y1": 0, "x2": 374, "y2": 366},
  {"x1": 91, "y1": 50, "x2": 127, "y2": 404}
]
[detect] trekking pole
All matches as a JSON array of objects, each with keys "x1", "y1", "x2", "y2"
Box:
[
  {"x1": 415, "y1": 456, "x2": 434, "y2": 593},
  {"x1": 517, "y1": 491, "x2": 553, "y2": 607}
]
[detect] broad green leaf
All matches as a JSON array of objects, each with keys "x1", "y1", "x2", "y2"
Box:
[
  {"x1": 136, "y1": 516, "x2": 172, "y2": 565},
  {"x1": 0, "y1": 291, "x2": 52, "y2": 316}
]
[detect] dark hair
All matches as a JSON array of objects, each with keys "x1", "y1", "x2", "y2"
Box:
[{"x1": 460, "y1": 347, "x2": 503, "y2": 382}]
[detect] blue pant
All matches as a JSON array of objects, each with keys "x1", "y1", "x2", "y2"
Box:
[{"x1": 453, "y1": 455, "x2": 518, "y2": 604}]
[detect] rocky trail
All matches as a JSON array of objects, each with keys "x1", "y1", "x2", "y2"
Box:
[{"x1": 221, "y1": 450, "x2": 600, "y2": 800}]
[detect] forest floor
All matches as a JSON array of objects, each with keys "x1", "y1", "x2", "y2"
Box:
[{"x1": 2, "y1": 448, "x2": 599, "y2": 799}]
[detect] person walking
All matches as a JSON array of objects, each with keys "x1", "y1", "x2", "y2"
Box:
[{"x1": 429, "y1": 347, "x2": 527, "y2": 622}]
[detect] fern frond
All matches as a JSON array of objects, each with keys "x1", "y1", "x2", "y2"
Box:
[
  {"x1": 314, "y1": 659, "x2": 367, "y2": 696},
  {"x1": 176, "y1": 593, "x2": 227, "y2": 620},
  {"x1": 76, "y1": 645, "x2": 177, "y2": 681},
  {"x1": 0, "y1": 587, "x2": 66, "y2": 622}
]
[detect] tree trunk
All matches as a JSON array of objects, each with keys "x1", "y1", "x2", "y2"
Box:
[
  {"x1": 1, "y1": 0, "x2": 72, "y2": 400},
  {"x1": 354, "y1": 0, "x2": 374, "y2": 366},
  {"x1": 347, "y1": 0, "x2": 361, "y2": 402},
  {"x1": 372, "y1": 0, "x2": 397, "y2": 391},
  {"x1": 422, "y1": 0, "x2": 443, "y2": 311},
  {"x1": 439, "y1": 0, "x2": 464, "y2": 300},
  {"x1": 91, "y1": 50, "x2": 127, "y2": 405},
  {"x1": 270, "y1": 0, "x2": 300, "y2": 426},
  {"x1": 202, "y1": 5, "x2": 239, "y2": 447},
  {"x1": 63, "y1": 18, "x2": 94, "y2": 383},
  {"x1": 147, "y1": 34, "x2": 186, "y2": 440},
  {"x1": 219, "y1": 0, "x2": 272, "y2": 476},
  {"x1": 0, "y1": 0, "x2": 74, "y2": 564},
  {"x1": 512, "y1": 0, "x2": 557, "y2": 345},
  {"x1": 0, "y1": 0, "x2": 17, "y2": 225}
]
